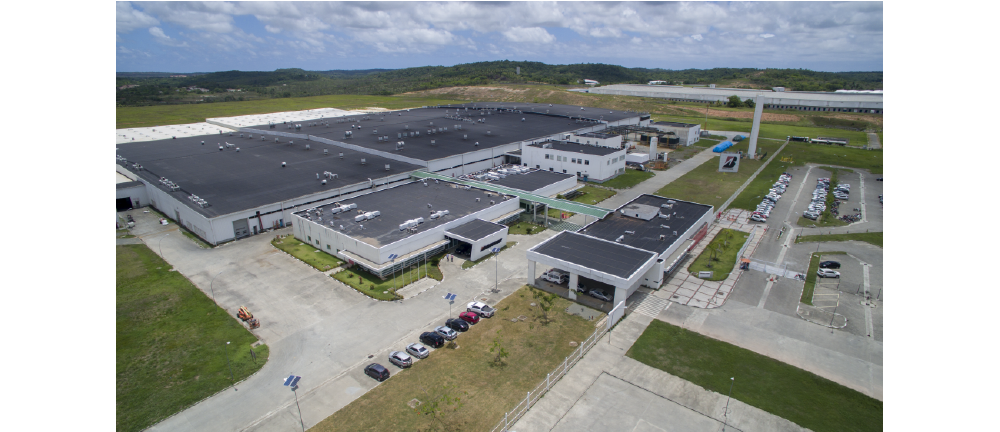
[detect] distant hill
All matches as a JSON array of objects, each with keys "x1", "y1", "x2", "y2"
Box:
[{"x1": 115, "y1": 61, "x2": 882, "y2": 107}]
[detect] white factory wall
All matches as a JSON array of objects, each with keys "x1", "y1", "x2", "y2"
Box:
[
  {"x1": 427, "y1": 142, "x2": 521, "y2": 172},
  {"x1": 520, "y1": 145, "x2": 627, "y2": 182},
  {"x1": 116, "y1": 183, "x2": 149, "y2": 208},
  {"x1": 652, "y1": 124, "x2": 702, "y2": 146},
  {"x1": 532, "y1": 175, "x2": 578, "y2": 197},
  {"x1": 568, "y1": 133, "x2": 624, "y2": 149},
  {"x1": 293, "y1": 196, "x2": 519, "y2": 268},
  {"x1": 465, "y1": 228, "x2": 509, "y2": 262}
]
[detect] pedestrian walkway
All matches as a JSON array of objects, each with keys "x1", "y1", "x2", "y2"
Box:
[
  {"x1": 660, "y1": 209, "x2": 767, "y2": 309},
  {"x1": 867, "y1": 132, "x2": 880, "y2": 149}
]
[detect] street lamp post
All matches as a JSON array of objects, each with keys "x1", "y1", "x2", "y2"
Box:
[
  {"x1": 723, "y1": 377, "x2": 735, "y2": 431},
  {"x1": 225, "y1": 341, "x2": 234, "y2": 383},
  {"x1": 492, "y1": 247, "x2": 501, "y2": 293}
]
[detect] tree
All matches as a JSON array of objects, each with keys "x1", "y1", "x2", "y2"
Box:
[
  {"x1": 532, "y1": 289, "x2": 558, "y2": 324},
  {"x1": 726, "y1": 95, "x2": 744, "y2": 108},
  {"x1": 489, "y1": 330, "x2": 510, "y2": 367},
  {"x1": 744, "y1": 98, "x2": 755, "y2": 108},
  {"x1": 415, "y1": 384, "x2": 469, "y2": 432}
]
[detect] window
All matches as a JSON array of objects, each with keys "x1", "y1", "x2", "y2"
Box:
[
  {"x1": 307, "y1": 236, "x2": 312, "y2": 241},
  {"x1": 316, "y1": 240, "x2": 320, "y2": 245},
  {"x1": 536, "y1": 165, "x2": 540, "y2": 169},
  {"x1": 549, "y1": 167, "x2": 553, "y2": 171},
  {"x1": 585, "y1": 160, "x2": 590, "y2": 165},
  {"x1": 563, "y1": 169, "x2": 567, "y2": 173},
  {"x1": 327, "y1": 245, "x2": 331, "y2": 250},
  {"x1": 576, "y1": 172, "x2": 581, "y2": 177},
  {"x1": 480, "y1": 238, "x2": 503, "y2": 252},
  {"x1": 571, "y1": 158, "x2": 576, "y2": 163}
]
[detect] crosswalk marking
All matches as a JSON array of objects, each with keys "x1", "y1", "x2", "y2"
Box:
[{"x1": 630, "y1": 293, "x2": 670, "y2": 317}]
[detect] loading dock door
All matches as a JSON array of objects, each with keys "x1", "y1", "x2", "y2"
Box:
[
  {"x1": 233, "y1": 219, "x2": 250, "y2": 239},
  {"x1": 116, "y1": 198, "x2": 133, "y2": 211}
]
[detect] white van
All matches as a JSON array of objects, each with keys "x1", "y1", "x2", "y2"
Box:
[{"x1": 542, "y1": 270, "x2": 569, "y2": 284}]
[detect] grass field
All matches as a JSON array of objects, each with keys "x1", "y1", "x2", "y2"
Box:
[
  {"x1": 507, "y1": 221, "x2": 546, "y2": 235},
  {"x1": 270, "y1": 234, "x2": 343, "y2": 272},
  {"x1": 627, "y1": 320, "x2": 882, "y2": 432},
  {"x1": 653, "y1": 140, "x2": 781, "y2": 210},
  {"x1": 462, "y1": 241, "x2": 517, "y2": 269},
  {"x1": 117, "y1": 94, "x2": 469, "y2": 129},
  {"x1": 566, "y1": 185, "x2": 616, "y2": 205},
  {"x1": 796, "y1": 232, "x2": 883, "y2": 248},
  {"x1": 117, "y1": 244, "x2": 268, "y2": 432},
  {"x1": 333, "y1": 254, "x2": 443, "y2": 300},
  {"x1": 600, "y1": 168, "x2": 655, "y2": 189},
  {"x1": 686, "y1": 229, "x2": 748, "y2": 281},
  {"x1": 311, "y1": 285, "x2": 597, "y2": 432}
]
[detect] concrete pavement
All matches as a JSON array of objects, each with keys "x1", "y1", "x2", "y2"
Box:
[{"x1": 121, "y1": 209, "x2": 558, "y2": 432}]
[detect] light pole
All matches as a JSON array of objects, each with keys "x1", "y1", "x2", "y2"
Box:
[
  {"x1": 388, "y1": 254, "x2": 398, "y2": 293},
  {"x1": 492, "y1": 247, "x2": 501, "y2": 293},
  {"x1": 210, "y1": 268, "x2": 226, "y2": 304},
  {"x1": 158, "y1": 233, "x2": 169, "y2": 258},
  {"x1": 225, "y1": 341, "x2": 234, "y2": 383},
  {"x1": 723, "y1": 377, "x2": 734, "y2": 431},
  {"x1": 283, "y1": 375, "x2": 305, "y2": 432}
]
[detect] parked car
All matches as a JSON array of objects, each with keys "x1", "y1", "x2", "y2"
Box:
[
  {"x1": 817, "y1": 268, "x2": 841, "y2": 278},
  {"x1": 467, "y1": 301, "x2": 495, "y2": 318},
  {"x1": 388, "y1": 351, "x2": 413, "y2": 368},
  {"x1": 819, "y1": 261, "x2": 841, "y2": 269},
  {"x1": 541, "y1": 270, "x2": 569, "y2": 284},
  {"x1": 419, "y1": 332, "x2": 445, "y2": 348},
  {"x1": 406, "y1": 343, "x2": 430, "y2": 359},
  {"x1": 575, "y1": 282, "x2": 588, "y2": 293},
  {"x1": 459, "y1": 311, "x2": 480, "y2": 324},
  {"x1": 364, "y1": 363, "x2": 390, "y2": 381},
  {"x1": 750, "y1": 214, "x2": 767, "y2": 222},
  {"x1": 445, "y1": 318, "x2": 470, "y2": 332},
  {"x1": 803, "y1": 212, "x2": 819, "y2": 220},
  {"x1": 589, "y1": 290, "x2": 612, "y2": 302},
  {"x1": 876, "y1": 177, "x2": 883, "y2": 181},
  {"x1": 435, "y1": 325, "x2": 458, "y2": 340}
]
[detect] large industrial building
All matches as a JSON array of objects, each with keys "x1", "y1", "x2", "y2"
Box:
[
  {"x1": 581, "y1": 84, "x2": 883, "y2": 113},
  {"x1": 527, "y1": 194, "x2": 714, "y2": 306},
  {"x1": 115, "y1": 103, "x2": 646, "y2": 246},
  {"x1": 518, "y1": 140, "x2": 628, "y2": 182}
]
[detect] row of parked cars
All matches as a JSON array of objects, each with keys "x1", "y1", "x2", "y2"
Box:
[
  {"x1": 817, "y1": 260, "x2": 841, "y2": 278},
  {"x1": 363, "y1": 301, "x2": 497, "y2": 382},
  {"x1": 751, "y1": 172, "x2": 792, "y2": 222},
  {"x1": 803, "y1": 177, "x2": 832, "y2": 220},
  {"x1": 541, "y1": 269, "x2": 612, "y2": 302}
]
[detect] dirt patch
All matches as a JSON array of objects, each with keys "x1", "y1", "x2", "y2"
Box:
[
  {"x1": 825, "y1": 113, "x2": 883, "y2": 128},
  {"x1": 687, "y1": 106, "x2": 801, "y2": 122}
]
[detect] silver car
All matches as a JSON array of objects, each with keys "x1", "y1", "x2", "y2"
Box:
[
  {"x1": 589, "y1": 290, "x2": 612, "y2": 302},
  {"x1": 389, "y1": 351, "x2": 413, "y2": 368},
  {"x1": 405, "y1": 343, "x2": 430, "y2": 359},
  {"x1": 816, "y1": 269, "x2": 840, "y2": 278},
  {"x1": 435, "y1": 325, "x2": 458, "y2": 340}
]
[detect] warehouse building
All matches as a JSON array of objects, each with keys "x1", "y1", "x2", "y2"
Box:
[
  {"x1": 526, "y1": 194, "x2": 714, "y2": 306},
  {"x1": 291, "y1": 179, "x2": 519, "y2": 276},
  {"x1": 582, "y1": 84, "x2": 883, "y2": 113},
  {"x1": 519, "y1": 140, "x2": 628, "y2": 182},
  {"x1": 650, "y1": 121, "x2": 701, "y2": 146},
  {"x1": 116, "y1": 104, "x2": 643, "y2": 245}
]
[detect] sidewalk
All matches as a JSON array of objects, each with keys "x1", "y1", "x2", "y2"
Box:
[{"x1": 512, "y1": 311, "x2": 810, "y2": 432}]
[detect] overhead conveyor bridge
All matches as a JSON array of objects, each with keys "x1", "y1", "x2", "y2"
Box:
[{"x1": 410, "y1": 171, "x2": 612, "y2": 219}]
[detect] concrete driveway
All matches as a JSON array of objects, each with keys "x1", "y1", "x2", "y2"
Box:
[{"x1": 123, "y1": 209, "x2": 557, "y2": 432}]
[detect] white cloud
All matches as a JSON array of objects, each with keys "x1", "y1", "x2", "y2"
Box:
[
  {"x1": 149, "y1": 27, "x2": 188, "y2": 47},
  {"x1": 117, "y1": 2, "x2": 159, "y2": 33},
  {"x1": 117, "y1": 46, "x2": 151, "y2": 57},
  {"x1": 265, "y1": 25, "x2": 281, "y2": 34},
  {"x1": 502, "y1": 27, "x2": 555, "y2": 44},
  {"x1": 760, "y1": 33, "x2": 775, "y2": 38},
  {"x1": 631, "y1": 37, "x2": 643, "y2": 45},
  {"x1": 691, "y1": 34, "x2": 703, "y2": 41}
]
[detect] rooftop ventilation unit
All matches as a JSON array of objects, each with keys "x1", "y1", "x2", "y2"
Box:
[
  {"x1": 659, "y1": 213, "x2": 670, "y2": 220},
  {"x1": 660, "y1": 225, "x2": 670, "y2": 229},
  {"x1": 625, "y1": 230, "x2": 636, "y2": 235},
  {"x1": 385, "y1": 164, "x2": 391, "y2": 171},
  {"x1": 361, "y1": 159, "x2": 366, "y2": 165},
  {"x1": 615, "y1": 235, "x2": 624, "y2": 242},
  {"x1": 431, "y1": 140, "x2": 436, "y2": 145},
  {"x1": 282, "y1": 162, "x2": 286, "y2": 167},
  {"x1": 324, "y1": 149, "x2": 328, "y2": 155},
  {"x1": 305, "y1": 144, "x2": 310, "y2": 150},
  {"x1": 339, "y1": 152, "x2": 344, "y2": 159},
  {"x1": 463, "y1": 134, "x2": 468, "y2": 140}
]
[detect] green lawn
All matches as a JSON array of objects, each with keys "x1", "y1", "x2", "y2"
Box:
[
  {"x1": 652, "y1": 140, "x2": 780, "y2": 210},
  {"x1": 117, "y1": 229, "x2": 135, "y2": 239},
  {"x1": 600, "y1": 169, "x2": 655, "y2": 189},
  {"x1": 462, "y1": 241, "x2": 518, "y2": 269},
  {"x1": 117, "y1": 94, "x2": 469, "y2": 129},
  {"x1": 627, "y1": 320, "x2": 882, "y2": 432},
  {"x1": 271, "y1": 234, "x2": 343, "y2": 272},
  {"x1": 311, "y1": 286, "x2": 597, "y2": 432},
  {"x1": 507, "y1": 221, "x2": 546, "y2": 235},
  {"x1": 686, "y1": 229, "x2": 748, "y2": 281},
  {"x1": 796, "y1": 232, "x2": 882, "y2": 248},
  {"x1": 563, "y1": 185, "x2": 616, "y2": 206},
  {"x1": 117, "y1": 245, "x2": 268, "y2": 432},
  {"x1": 333, "y1": 254, "x2": 443, "y2": 300}
]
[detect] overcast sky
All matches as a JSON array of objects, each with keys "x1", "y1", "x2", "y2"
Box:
[{"x1": 116, "y1": 1, "x2": 883, "y2": 73}]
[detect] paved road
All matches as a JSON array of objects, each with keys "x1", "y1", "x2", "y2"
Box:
[
  {"x1": 122, "y1": 210, "x2": 557, "y2": 432},
  {"x1": 867, "y1": 132, "x2": 881, "y2": 149}
]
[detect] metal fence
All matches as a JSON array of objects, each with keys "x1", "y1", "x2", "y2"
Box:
[{"x1": 488, "y1": 301, "x2": 624, "y2": 432}]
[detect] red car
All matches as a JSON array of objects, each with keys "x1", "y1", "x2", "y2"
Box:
[{"x1": 459, "y1": 311, "x2": 480, "y2": 325}]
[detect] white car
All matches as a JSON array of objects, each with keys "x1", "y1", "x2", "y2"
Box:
[
  {"x1": 434, "y1": 325, "x2": 458, "y2": 340},
  {"x1": 467, "y1": 301, "x2": 495, "y2": 318},
  {"x1": 816, "y1": 269, "x2": 840, "y2": 278},
  {"x1": 405, "y1": 343, "x2": 430, "y2": 359}
]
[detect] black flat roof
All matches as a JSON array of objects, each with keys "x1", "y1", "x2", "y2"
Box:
[
  {"x1": 528, "y1": 140, "x2": 623, "y2": 156},
  {"x1": 486, "y1": 170, "x2": 573, "y2": 193},
  {"x1": 445, "y1": 218, "x2": 506, "y2": 242},
  {"x1": 532, "y1": 231, "x2": 655, "y2": 279},
  {"x1": 115, "y1": 134, "x2": 421, "y2": 218},
  {"x1": 653, "y1": 121, "x2": 699, "y2": 128},
  {"x1": 577, "y1": 194, "x2": 713, "y2": 256},
  {"x1": 296, "y1": 180, "x2": 514, "y2": 247},
  {"x1": 243, "y1": 105, "x2": 639, "y2": 162}
]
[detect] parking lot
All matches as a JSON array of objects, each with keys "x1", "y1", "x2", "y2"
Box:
[{"x1": 123, "y1": 210, "x2": 559, "y2": 432}]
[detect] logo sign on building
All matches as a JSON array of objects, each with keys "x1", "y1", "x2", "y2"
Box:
[{"x1": 718, "y1": 152, "x2": 740, "y2": 173}]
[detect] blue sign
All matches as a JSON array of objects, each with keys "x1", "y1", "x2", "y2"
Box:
[
  {"x1": 444, "y1": 293, "x2": 457, "y2": 301},
  {"x1": 491, "y1": 247, "x2": 501, "y2": 253},
  {"x1": 283, "y1": 375, "x2": 301, "y2": 387},
  {"x1": 388, "y1": 254, "x2": 398, "y2": 260}
]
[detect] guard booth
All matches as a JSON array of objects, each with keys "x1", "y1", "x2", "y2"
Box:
[{"x1": 444, "y1": 219, "x2": 509, "y2": 262}]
